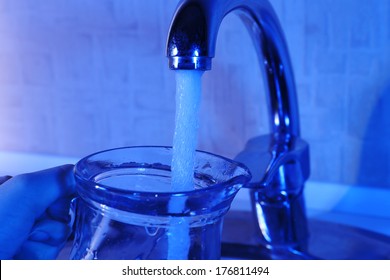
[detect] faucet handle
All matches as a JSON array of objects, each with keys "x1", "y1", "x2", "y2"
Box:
[{"x1": 235, "y1": 133, "x2": 310, "y2": 191}]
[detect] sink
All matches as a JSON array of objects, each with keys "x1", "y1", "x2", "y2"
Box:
[
  {"x1": 57, "y1": 210, "x2": 390, "y2": 260},
  {"x1": 222, "y1": 210, "x2": 390, "y2": 260}
]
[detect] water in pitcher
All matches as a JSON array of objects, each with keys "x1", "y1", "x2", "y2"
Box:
[{"x1": 70, "y1": 170, "x2": 222, "y2": 260}]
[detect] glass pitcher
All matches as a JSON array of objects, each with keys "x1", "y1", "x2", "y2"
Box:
[{"x1": 69, "y1": 146, "x2": 251, "y2": 260}]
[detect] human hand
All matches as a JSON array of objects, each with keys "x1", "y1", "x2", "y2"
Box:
[{"x1": 0, "y1": 165, "x2": 76, "y2": 259}]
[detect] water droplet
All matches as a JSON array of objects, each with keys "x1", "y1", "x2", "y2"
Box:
[
  {"x1": 145, "y1": 226, "x2": 159, "y2": 236},
  {"x1": 82, "y1": 248, "x2": 98, "y2": 260}
]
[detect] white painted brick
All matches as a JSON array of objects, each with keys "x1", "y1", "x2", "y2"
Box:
[
  {"x1": 284, "y1": 23, "x2": 306, "y2": 77},
  {"x1": 112, "y1": 0, "x2": 140, "y2": 27},
  {"x1": 296, "y1": 83, "x2": 313, "y2": 116},
  {"x1": 132, "y1": 114, "x2": 174, "y2": 147},
  {"x1": 0, "y1": 52, "x2": 22, "y2": 84},
  {"x1": 349, "y1": 1, "x2": 382, "y2": 49},
  {"x1": 340, "y1": 135, "x2": 363, "y2": 185},
  {"x1": 97, "y1": 32, "x2": 162, "y2": 88},
  {"x1": 354, "y1": 140, "x2": 390, "y2": 187},
  {"x1": 315, "y1": 77, "x2": 347, "y2": 112},
  {"x1": 0, "y1": 122, "x2": 28, "y2": 151},
  {"x1": 269, "y1": 0, "x2": 284, "y2": 21},
  {"x1": 327, "y1": 4, "x2": 351, "y2": 50},
  {"x1": 315, "y1": 49, "x2": 347, "y2": 74},
  {"x1": 309, "y1": 139, "x2": 343, "y2": 183},
  {"x1": 129, "y1": 54, "x2": 166, "y2": 91},
  {"x1": 0, "y1": 0, "x2": 7, "y2": 12},
  {"x1": 388, "y1": 2, "x2": 390, "y2": 42},
  {"x1": 73, "y1": 0, "x2": 116, "y2": 29},
  {"x1": 53, "y1": 104, "x2": 102, "y2": 156},
  {"x1": 284, "y1": 0, "x2": 305, "y2": 25},
  {"x1": 348, "y1": 51, "x2": 377, "y2": 75},
  {"x1": 304, "y1": 0, "x2": 330, "y2": 49},
  {"x1": 53, "y1": 33, "x2": 97, "y2": 86},
  {"x1": 4, "y1": 0, "x2": 39, "y2": 12},
  {"x1": 21, "y1": 52, "x2": 53, "y2": 85},
  {"x1": 346, "y1": 78, "x2": 380, "y2": 140}
]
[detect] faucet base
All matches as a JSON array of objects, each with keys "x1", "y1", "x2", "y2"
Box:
[
  {"x1": 234, "y1": 134, "x2": 310, "y2": 250},
  {"x1": 221, "y1": 243, "x2": 315, "y2": 260},
  {"x1": 222, "y1": 210, "x2": 390, "y2": 260}
]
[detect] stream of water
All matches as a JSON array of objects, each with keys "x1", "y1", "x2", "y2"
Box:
[{"x1": 168, "y1": 70, "x2": 203, "y2": 259}]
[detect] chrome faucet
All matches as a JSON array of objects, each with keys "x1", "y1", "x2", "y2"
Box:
[{"x1": 166, "y1": 0, "x2": 311, "y2": 259}]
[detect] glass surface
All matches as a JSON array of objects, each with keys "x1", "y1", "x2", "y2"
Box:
[{"x1": 70, "y1": 146, "x2": 251, "y2": 260}]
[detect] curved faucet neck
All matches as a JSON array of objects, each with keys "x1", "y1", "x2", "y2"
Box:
[
  {"x1": 167, "y1": 0, "x2": 311, "y2": 254},
  {"x1": 166, "y1": 0, "x2": 300, "y2": 136}
]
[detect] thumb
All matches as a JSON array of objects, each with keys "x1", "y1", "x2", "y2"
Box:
[{"x1": 0, "y1": 164, "x2": 75, "y2": 259}]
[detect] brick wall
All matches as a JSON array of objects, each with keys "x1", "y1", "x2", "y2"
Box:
[{"x1": 0, "y1": 0, "x2": 389, "y2": 188}]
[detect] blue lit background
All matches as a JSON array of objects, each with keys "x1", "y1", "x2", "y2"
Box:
[{"x1": 0, "y1": 0, "x2": 389, "y2": 218}]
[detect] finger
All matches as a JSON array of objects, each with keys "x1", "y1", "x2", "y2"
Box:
[
  {"x1": 12, "y1": 164, "x2": 76, "y2": 214},
  {"x1": 28, "y1": 219, "x2": 72, "y2": 246},
  {"x1": 0, "y1": 175, "x2": 12, "y2": 185},
  {"x1": 13, "y1": 240, "x2": 66, "y2": 260},
  {"x1": 46, "y1": 196, "x2": 73, "y2": 223},
  {"x1": 0, "y1": 164, "x2": 75, "y2": 259},
  {"x1": 0, "y1": 164, "x2": 75, "y2": 219}
]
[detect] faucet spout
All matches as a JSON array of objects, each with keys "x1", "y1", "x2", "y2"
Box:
[
  {"x1": 167, "y1": 0, "x2": 299, "y2": 136},
  {"x1": 166, "y1": 0, "x2": 311, "y2": 258}
]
